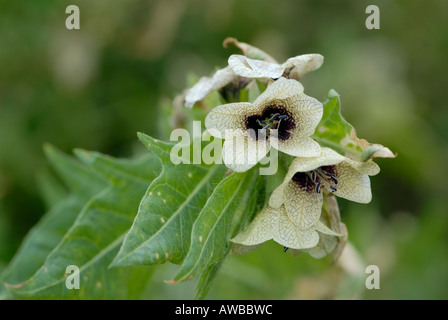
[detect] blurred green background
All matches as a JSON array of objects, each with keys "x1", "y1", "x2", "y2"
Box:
[{"x1": 1, "y1": 0, "x2": 448, "y2": 299}]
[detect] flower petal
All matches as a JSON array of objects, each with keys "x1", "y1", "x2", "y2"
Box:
[
  {"x1": 205, "y1": 102, "x2": 259, "y2": 137},
  {"x1": 273, "y1": 136, "x2": 321, "y2": 158},
  {"x1": 275, "y1": 207, "x2": 320, "y2": 249},
  {"x1": 231, "y1": 206, "x2": 277, "y2": 246},
  {"x1": 253, "y1": 77, "x2": 304, "y2": 108},
  {"x1": 283, "y1": 217, "x2": 341, "y2": 258},
  {"x1": 285, "y1": 93, "x2": 324, "y2": 137},
  {"x1": 306, "y1": 217, "x2": 341, "y2": 259},
  {"x1": 302, "y1": 233, "x2": 338, "y2": 259},
  {"x1": 284, "y1": 180, "x2": 323, "y2": 230},
  {"x1": 260, "y1": 88, "x2": 323, "y2": 158},
  {"x1": 185, "y1": 66, "x2": 236, "y2": 109},
  {"x1": 222, "y1": 133, "x2": 269, "y2": 172},
  {"x1": 282, "y1": 54, "x2": 324, "y2": 79},
  {"x1": 228, "y1": 54, "x2": 284, "y2": 79},
  {"x1": 268, "y1": 181, "x2": 287, "y2": 209},
  {"x1": 284, "y1": 147, "x2": 345, "y2": 181},
  {"x1": 313, "y1": 220, "x2": 342, "y2": 236},
  {"x1": 343, "y1": 158, "x2": 381, "y2": 176},
  {"x1": 332, "y1": 161, "x2": 373, "y2": 203}
]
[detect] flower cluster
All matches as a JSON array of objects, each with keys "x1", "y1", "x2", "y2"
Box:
[
  {"x1": 183, "y1": 38, "x2": 393, "y2": 258},
  {"x1": 233, "y1": 147, "x2": 379, "y2": 251}
]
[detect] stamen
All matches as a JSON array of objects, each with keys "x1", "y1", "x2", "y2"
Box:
[
  {"x1": 268, "y1": 113, "x2": 280, "y2": 122},
  {"x1": 330, "y1": 174, "x2": 338, "y2": 185},
  {"x1": 257, "y1": 113, "x2": 290, "y2": 131},
  {"x1": 260, "y1": 124, "x2": 270, "y2": 133},
  {"x1": 255, "y1": 113, "x2": 290, "y2": 136},
  {"x1": 307, "y1": 166, "x2": 339, "y2": 194},
  {"x1": 315, "y1": 182, "x2": 322, "y2": 194},
  {"x1": 247, "y1": 105, "x2": 295, "y2": 141},
  {"x1": 271, "y1": 120, "x2": 280, "y2": 130},
  {"x1": 256, "y1": 119, "x2": 269, "y2": 133}
]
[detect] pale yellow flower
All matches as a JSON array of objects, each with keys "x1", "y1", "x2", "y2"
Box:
[
  {"x1": 227, "y1": 55, "x2": 284, "y2": 79},
  {"x1": 185, "y1": 53, "x2": 323, "y2": 108},
  {"x1": 228, "y1": 53, "x2": 324, "y2": 80},
  {"x1": 269, "y1": 147, "x2": 380, "y2": 230},
  {"x1": 231, "y1": 205, "x2": 340, "y2": 250},
  {"x1": 184, "y1": 66, "x2": 236, "y2": 109},
  {"x1": 205, "y1": 77, "x2": 323, "y2": 172}
]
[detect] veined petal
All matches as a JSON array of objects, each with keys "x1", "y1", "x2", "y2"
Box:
[
  {"x1": 231, "y1": 206, "x2": 278, "y2": 246},
  {"x1": 228, "y1": 54, "x2": 284, "y2": 79},
  {"x1": 302, "y1": 233, "x2": 338, "y2": 259},
  {"x1": 284, "y1": 147, "x2": 345, "y2": 181},
  {"x1": 286, "y1": 93, "x2": 323, "y2": 137},
  {"x1": 282, "y1": 54, "x2": 324, "y2": 79},
  {"x1": 275, "y1": 207, "x2": 320, "y2": 249},
  {"x1": 273, "y1": 135, "x2": 321, "y2": 158},
  {"x1": 222, "y1": 133, "x2": 269, "y2": 172},
  {"x1": 232, "y1": 205, "x2": 334, "y2": 250},
  {"x1": 256, "y1": 91, "x2": 323, "y2": 155},
  {"x1": 185, "y1": 66, "x2": 237, "y2": 108},
  {"x1": 205, "y1": 102, "x2": 259, "y2": 137},
  {"x1": 313, "y1": 219, "x2": 342, "y2": 236},
  {"x1": 284, "y1": 180, "x2": 323, "y2": 230},
  {"x1": 344, "y1": 157, "x2": 381, "y2": 176},
  {"x1": 285, "y1": 217, "x2": 341, "y2": 258},
  {"x1": 332, "y1": 161, "x2": 373, "y2": 203},
  {"x1": 269, "y1": 181, "x2": 287, "y2": 209},
  {"x1": 253, "y1": 77, "x2": 304, "y2": 108}
]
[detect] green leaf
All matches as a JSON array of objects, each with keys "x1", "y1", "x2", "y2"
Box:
[
  {"x1": 312, "y1": 91, "x2": 363, "y2": 158},
  {"x1": 0, "y1": 287, "x2": 10, "y2": 300},
  {"x1": 1, "y1": 145, "x2": 107, "y2": 291},
  {"x1": 45, "y1": 144, "x2": 108, "y2": 200},
  {"x1": 1, "y1": 263, "x2": 12, "y2": 300},
  {"x1": 111, "y1": 133, "x2": 227, "y2": 267},
  {"x1": 171, "y1": 169, "x2": 260, "y2": 289},
  {"x1": 195, "y1": 171, "x2": 263, "y2": 297},
  {"x1": 36, "y1": 168, "x2": 69, "y2": 210},
  {"x1": 194, "y1": 261, "x2": 223, "y2": 300},
  {"x1": 6, "y1": 149, "x2": 161, "y2": 299}
]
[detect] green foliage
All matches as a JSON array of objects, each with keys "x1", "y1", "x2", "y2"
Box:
[
  {"x1": 312, "y1": 92, "x2": 362, "y2": 158},
  {"x1": 0, "y1": 130, "x2": 267, "y2": 299},
  {"x1": 173, "y1": 169, "x2": 261, "y2": 298},
  {"x1": 2, "y1": 146, "x2": 162, "y2": 299},
  {"x1": 1, "y1": 145, "x2": 107, "y2": 297},
  {"x1": 1, "y1": 80, "x2": 384, "y2": 299},
  {"x1": 112, "y1": 134, "x2": 227, "y2": 267}
]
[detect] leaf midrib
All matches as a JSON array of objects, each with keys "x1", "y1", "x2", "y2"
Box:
[
  {"x1": 7, "y1": 232, "x2": 127, "y2": 296},
  {"x1": 114, "y1": 164, "x2": 223, "y2": 265},
  {"x1": 176, "y1": 173, "x2": 247, "y2": 281}
]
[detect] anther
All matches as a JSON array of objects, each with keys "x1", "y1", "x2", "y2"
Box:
[
  {"x1": 277, "y1": 115, "x2": 289, "y2": 121},
  {"x1": 316, "y1": 182, "x2": 322, "y2": 194},
  {"x1": 330, "y1": 174, "x2": 338, "y2": 185},
  {"x1": 256, "y1": 119, "x2": 270, "y2": 133}
]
